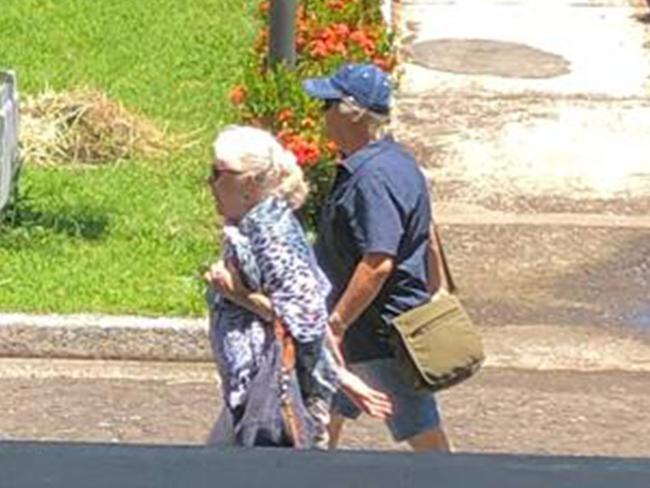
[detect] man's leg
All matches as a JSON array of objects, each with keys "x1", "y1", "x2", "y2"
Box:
[
  {"x1": 328, "y1": 386, "x2": 364, "y2": 449},
  {"x1": 327, "y1": 412, "x2": 347, "y2": 449},
  {"x1": 347, "y1": 359, "x2": 450, "y2": 452},
  {"x1": 406, "y1": 426, "x2": 450, "y2": 452},
  {"x1": 328, "y1": 400, "x2": 450, "y2": 451}
]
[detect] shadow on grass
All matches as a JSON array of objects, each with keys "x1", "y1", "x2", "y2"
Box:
[{"x1": 0, "y1": 199, "x2": 109, "y2": 241}]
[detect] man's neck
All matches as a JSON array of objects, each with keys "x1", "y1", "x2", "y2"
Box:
[{"x1": 338, "y1": 135, "x2": 371, "y2": 158}]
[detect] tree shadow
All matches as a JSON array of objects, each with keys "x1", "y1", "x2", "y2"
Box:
[
  {"x1": 450, "y1": 223, "x2": 650, "y2": 340},
  {"x1": 548, "y1": 231, "x2": 650, "y2": 335},
  {"x1": 0, "y1": 198, "x2": 109, "y2": 241}
]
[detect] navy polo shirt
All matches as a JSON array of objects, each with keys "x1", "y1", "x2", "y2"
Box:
[{"x1": 315, "y1": 136, "x2": 433, "y2": 363}]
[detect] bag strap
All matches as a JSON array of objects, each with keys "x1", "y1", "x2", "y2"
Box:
[
  {"x1": 360, "y1": 225, "x2": 458, "y2": 330},
  {"x1": 273, "y1": 318, "x2": 304, "y2": 447},
  {"x1": 274, "y1": 318, "x2": 296, "y2": 371},
  {"x1": 431, "y1": 225, "x2": 457, "y2": 294}
]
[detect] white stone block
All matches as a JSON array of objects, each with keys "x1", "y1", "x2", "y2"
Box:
[{"x1": 0, "y1": 71, "x2": 20, "y2": 211}]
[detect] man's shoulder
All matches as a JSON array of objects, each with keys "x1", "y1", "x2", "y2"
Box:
[
  {"x1": 373, "y1": 137, "x2": 418, "y2": 167},
  {"x1": 387, "y1": 138, "x2": 415, "y2": 158},
  {"x1": 359, "y1": 139, "x2": 422, "y2": 183}
]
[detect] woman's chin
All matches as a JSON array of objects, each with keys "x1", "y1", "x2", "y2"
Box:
[{"x1": 216, "y1": 208, "x2": 236, "y2": 225}]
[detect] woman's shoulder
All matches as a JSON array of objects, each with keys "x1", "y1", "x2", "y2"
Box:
[{"x1": 241, "y1": 197, "x2": 305, "y2": 241}]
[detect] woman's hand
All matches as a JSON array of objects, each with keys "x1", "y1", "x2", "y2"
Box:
[
  {"x1": 204, "y1": 260, "x2": 248, "y2": 300},
  {"x1": 204, "y1": 260, "x2": 275, "y2": 322},
  {"x1": 338, "y1": 368, "x2": 394, "y2": 421}
]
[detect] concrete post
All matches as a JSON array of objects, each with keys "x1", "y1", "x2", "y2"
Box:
[
  {"x1": 269, "y1": 0, "x2": 297, "y2": 68},
  {"x1": 0, "y1": 70, "x2": 20, "y2": 212}
]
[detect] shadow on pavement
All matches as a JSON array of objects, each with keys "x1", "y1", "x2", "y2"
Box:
[
  {"x1": 2, "y1": 441, "x2": 650, "y2": 488},
  {"x1": 550, "y1": 231, "x2": 650, "y2": 333}
]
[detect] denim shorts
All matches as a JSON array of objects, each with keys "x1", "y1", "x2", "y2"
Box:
[{"x1": 333, "y1": 358, "x2": 441, "y2": 442}]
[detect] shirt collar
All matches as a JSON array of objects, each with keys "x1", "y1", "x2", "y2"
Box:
[
  {"x1": 238, "y1": 196, "x2": 289, "y2": 235},
  {"x1": 341, "y1": 135, "x2": 394, "y2": 175}
]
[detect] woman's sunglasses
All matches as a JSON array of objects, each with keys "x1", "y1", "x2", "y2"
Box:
[
  {"x1": 206, "y1": 165, "x2": 222, "y2": 184},
  {"x1": 207, "y1": 164, "x2": 241, "y2": 185}
]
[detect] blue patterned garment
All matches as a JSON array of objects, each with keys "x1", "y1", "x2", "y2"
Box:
[{"x1": 207, "y1": 197, "x2": 338, "y2": 411}]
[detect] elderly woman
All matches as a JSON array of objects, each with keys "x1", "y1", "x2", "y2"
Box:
[{"x1": 204, "y1": 126, "x2": 391, "y2": 448}]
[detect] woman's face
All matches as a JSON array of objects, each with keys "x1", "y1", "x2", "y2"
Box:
[{"x1": 207, "y1": 159, "x2": 253, "y2": 223}]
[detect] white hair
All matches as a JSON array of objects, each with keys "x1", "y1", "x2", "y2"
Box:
[
  {"x1": 213, "y1": 125, "x2": 309, "y2": 209},
  {"x1": 338, "y1": 96, "x2": 390, "y2": 138}
]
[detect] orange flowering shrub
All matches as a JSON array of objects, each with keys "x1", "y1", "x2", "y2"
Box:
[
  {"x1": 228, "y1": 85, "x2": 248, "y2": 105},
  {"x1": 229, "y1": 0, "x2": 396, "y2": 229}
]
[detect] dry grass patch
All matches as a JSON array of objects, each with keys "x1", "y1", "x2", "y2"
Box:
[{"x1": 21, "y1": 89, "x2": 177, "y2": 166}]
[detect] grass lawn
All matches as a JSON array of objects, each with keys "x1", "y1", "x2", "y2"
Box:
[{"x1": 0, "y1": 0, "x2": 258, "y2": 316}]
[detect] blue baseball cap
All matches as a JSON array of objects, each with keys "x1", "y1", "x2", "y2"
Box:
[{"x1": 302, "y1": 63, "x2": 391, "y2": 114}]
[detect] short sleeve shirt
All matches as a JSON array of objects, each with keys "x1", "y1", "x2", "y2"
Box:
[{"x1": 315, "y1": 136, "x2": 433, "y2": 363}]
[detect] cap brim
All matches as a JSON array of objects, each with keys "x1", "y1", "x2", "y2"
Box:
[{"x1": 302, "y1": 77, "x2": 344, "y2": 100}]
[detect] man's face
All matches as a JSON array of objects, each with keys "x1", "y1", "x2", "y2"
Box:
[{"x1": 323, "y1": 100, "x2": 345, "y2": 145}]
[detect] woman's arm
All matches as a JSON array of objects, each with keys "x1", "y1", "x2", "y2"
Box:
[
  {"x1": 207, "y1": 257, "x2": 394, "y2": 420},
  {"x1": 204, "y1": 260, "x2": 275, "y2": 322},
  {"x1": 249, "y1": 222, "x2": 329, "y2": 343}
]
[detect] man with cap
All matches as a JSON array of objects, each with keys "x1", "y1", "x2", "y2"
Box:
[{"x1": 303, "y1": 63, "x2": 451, "y2": 451}]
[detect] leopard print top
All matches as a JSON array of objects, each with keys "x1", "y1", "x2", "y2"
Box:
[{"x1": 208, "y1": 197, "x2": 338, "y2": 410}]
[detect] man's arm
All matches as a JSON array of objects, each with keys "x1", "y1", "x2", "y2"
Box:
[{"x1": 328, "y1": 253, "x2": 394, "y2": 340}]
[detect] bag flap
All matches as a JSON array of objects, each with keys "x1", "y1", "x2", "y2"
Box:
[{"x1": 392, "y1": 292, "x2": 462, "y2": 336}]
